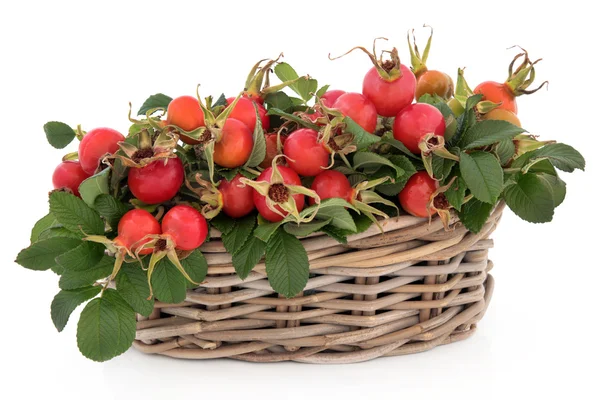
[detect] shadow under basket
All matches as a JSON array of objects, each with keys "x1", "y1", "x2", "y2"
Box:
[{"x1": 133, "y1": 202, "x2": 504, "y2": 364}]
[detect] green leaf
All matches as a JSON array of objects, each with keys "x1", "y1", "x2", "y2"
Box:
[
  {"x1": 518, "y1": 143, "x2": 585, "y2": 173},
  {"x1": 30, "y1": 213, "x2": 59, "y2": 243},
  {"x1": 432, "y1": 156, "x2": 456, "y2": 181},
  {"x1": 217, "y1": 168, "x2": 240, "y2": 182},
  {"x1": 244, "y1": 105, "x2": 267, "y2": 168},
  {"x1": 344, "y1": 117, "x2": 381, "y2": 150},
  {"x1": 353, "y1": 152, "x2": 403, "y2": 178},
  {"x1": 265, "y1": 230, "x2": 309, "y2": 298},
  {"x1": 374, "y1": 155, "x2": 417, "y2": 196},
  {"x1": 232, "y1": 235, "x2": 266, "y2": 280},
  {"x1": 465, "y1": 94, "x2": 484, "y2": 110},
  {"x1": 460, "y1": 120, "x2": 525, "y2": 149},
  {"x1": 55, "y1": 241, "x2": 105, "y2": 272},
  {"x1": 39, "y1": 227, "x2": 81, "y2": 240},
  {"x1": 137, "y1": 93, "x2": 172, "y2": 116},
  {"x1": 49, "y1": 191, "x2": 104, "y2": 236},
  {"x1": 316, "y1": 85, "x2": 330, "y2": 98},
  {"x1": 59, "y1": 255, "x2": 114, "y2": 290},
  {"x1": 458, "y1": 199, "x2": 495, "y2": 233},
  {"x1": 79, "y1": 169, "x2": 110, "y2": 208},
  {"x1": 503, "y1": 173, "x2": 555, "y2": 223},
  {"x1": 180, "y1": 250, "x2": 209, "y2": 289},
  {"x1": 273, "y1": 62, "x2": 317, "y2": 102},
  {"x1": 151, "y1": 258, "x2": 187, "y2": 304},
  {"x1": 222, "y1": 214, "x2": 256, "y2": 255},
  {"x1": 267, "y1": 108, "x2": 320, "y2": 130},
  {"x1": 538, "y1": 173, "x2": 567, "y2": 208},
  {"x1": 94, "y1": 194, "x2": 130, "y2": 231},
  {"x1": 460, "y1": 151, "x2": 503, "y2": 204},
  {"x1": 254, "y1": 219, "x2": 283, "y2": 242},
  {"x1": 44, "y1": 121, "x2": 75, "y2": 149},
  {"x1": 284, "y1": 218, "x2": 332, "y2": 237},
  {"x1": 210, "y1": 213, "x2": 236, "y2": 235},
  {"x1": 380, "y1": 137, "x2": 421, "y2": 160},
  {"x1": 320, "y1": 225, "x2": 348, "y2": 244},
  {"x1": 496, "y1": 139, "x2": 516, "y2": 166},
  {"x1": 526, "y1": 159, "x2": 557, "y2": 176},
  {"x1": 212, "y1": 94, "x2": 227, "y2": 108},
  {"x1": 116, "y1": 263, "x2": 154, "y2": 317},
  {"x1": 445, "y1": 177, "x2": 467, "y2": 211},
  {"x1": 315, "y1": 206, "x2": 356, "y2": 232},
  {"x1": 264, "y1": 92, "x2": 293, "y2": 112},
  {"x1": 15, "y1": 237, "x2": 81, "y2": 271},
  {"x1": 51, "y1": 286, "x2": 101, "y2": 332},
  {"x1": 76, "y1": 289, "x2": 136, "y2": 362}
]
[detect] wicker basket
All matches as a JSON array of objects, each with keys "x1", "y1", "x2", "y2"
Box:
[{"x1": 132, "y1": 202, "x2": 504, "y2": 363}]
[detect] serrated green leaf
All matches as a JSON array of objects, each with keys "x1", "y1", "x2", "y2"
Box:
[
  {"x1": 315, "y1": 207, "x2": 356, "y2": 232},
  {"x1": 44, "y1": 121, "x2": 75, "y2": 149},
  {"x1": 55, "y1": 241, "x2": 105, "y2": 272},
  {"x1": 538, "y1": 173, "x2": 567, "y2": 208},
  {"x1": 460, "y1": 120, "x2": 525, "y2": 149},
  {"x1": 94, "y1": 194, "x2": 130, "y2": 231},
  {"x1": 284, "y1": 218, "x2": 332, "y2": 237},
  {"x1": 344, "y1": 117, "x2": 381, "y2": 150},
  {"x1": 116, "y1": 263, "x2": 154, "y2": 317},
  {"x1": 526, "y1": 159, "x2": 557, "y2": 176},
  {"x1": 450, "y1": 108, "x2": 477, "y2": 147},
  {"x1": 254, "y1": 219, "x2": 283, "y2": 242},
  {"x1": 59, "y1": 255, "x2": 114, "y2": 290},
  {"x1": 460, "y1": 151, "x2": 503, "y2": 204},
  {"x1": 458, "y1": 199, "x2": 495, "y2": 233},
  {"x1": 267, "y1": 108, "x2": 320, "y2": 130},
  {"x1": 445, "y1": 177, "x2": 467, "y2": 211},
  {"x1": 273, "y1": 63, "x2": 317, "y2": 102},
  {"x1": 49, "y1": 191, "x2": 104, "y2": 236},
  {"x1": 232, "y1": 235, "x2": 266, "y2": 280},
  {"x1": 503, "y1": 173, "x2": 555, "y2": 223},
  {"x1": 77, "y1": 289, "x2": 136, "y2": 362},
  {"x1": 353, "y1": 152, "x2": 403, "y2": 178},
  {"x1": 264, "y1": 92, "x2": 293, "y2": 112},
  {"x1": 38, "y1": 227, "x2": 81, "y2": 240},
  {"x1": 265, "y1": 230, "x2": 309, "y2": 298},
  {"x1": 210, "y1": 213, "x2": 236, "y2": 235},
  {"x1": 380, "y1": 137, "x2": 421, "y2": 160},
  {"x1": 221, "y1": 214, "x2": 256, "y2": 254},
  {"x1": 244, "y1": 105, "x2": 267, "y2": 168},
  {"x1": 320, "y1": 225, "x2": 349, "y2": 244},
  {"x1": 352, "y1": 212, "x2": 374, "y2": 234},
  {"x1": 496, "y1": 139, "x2": 516, "y2": 166},
  {"x1": 137, "y1": 93, "x2": 172, "y2": 116},
  {"x1": 51, "y1": 286, "x2": 101, "y2": 332},
  {"x1": 181, "y1": 250, "x2": 208, "y2": 289},
  {"x1": 79, "y1": 169, "x2": 110, "y2": 208},
  {"x1": 516, "y1": 143, "x2": 585, "y2": 173},
  {"x1": 30, "y1": 213, "x2": 59, "y2": 243},
  {"x1": 151, "y1": 258, "x2": 187, "y2": 303},
  {"x1": 432, "y1": 156, "x2": 456, "y2": 181},
  {"x1": 374, "y1": 155, "x2": 417, "y2": 196},
  {"x1": 212, "y1": 94, "x2": 227, "y2": 108},
  {"x1": 15, "y1": 237, "x2": 81, "y2": 271}
]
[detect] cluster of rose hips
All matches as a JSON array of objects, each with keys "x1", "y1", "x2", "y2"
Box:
[{"x1": 51, "y1": 29, "x2": 543, "y2": 271}]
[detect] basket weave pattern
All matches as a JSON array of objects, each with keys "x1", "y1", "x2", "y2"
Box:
[{"x1": 133, "y1": 203, "x2": 504, "y2": 363}]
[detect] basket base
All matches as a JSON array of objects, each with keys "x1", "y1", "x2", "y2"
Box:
[{"x1": 132, "y1": 273, "x2": 494, "y2": 364}]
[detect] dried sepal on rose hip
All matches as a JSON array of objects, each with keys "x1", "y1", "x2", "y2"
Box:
[
  {"x1": 418, "y1": 133, "x2": 460, "y2": 179},
  {"x1": 242, "y1": 53, "x2": 309, "y2": 104},
  {"x1": 408, "y1": 25, "x2": 454, "y2": 100},
  {"x1": 84, "y1": 209, "x2": 161, "y2": 281},
  {"x1": 309, "y1": 170, "x2": 398, "y2": 231},
  {"x1": 474, "y1": 47, "x2": 548, "y2": 115},
  {"x1": 134, "y1": 205, "x2": 208, "y2": 299},
  {"x1": 329, "y1": 37, "x2": 416, "y2": 117},
  {"x1": 426, "y1": 177, "x2": 459, "y2": 230},
  {"x1": 241, "y1": 156, "x2": 320, "y2": 224}
]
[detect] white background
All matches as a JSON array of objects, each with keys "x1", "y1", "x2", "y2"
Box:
[{"x1": 1, "y1": 1, "x2": 598, "y2": 398}]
